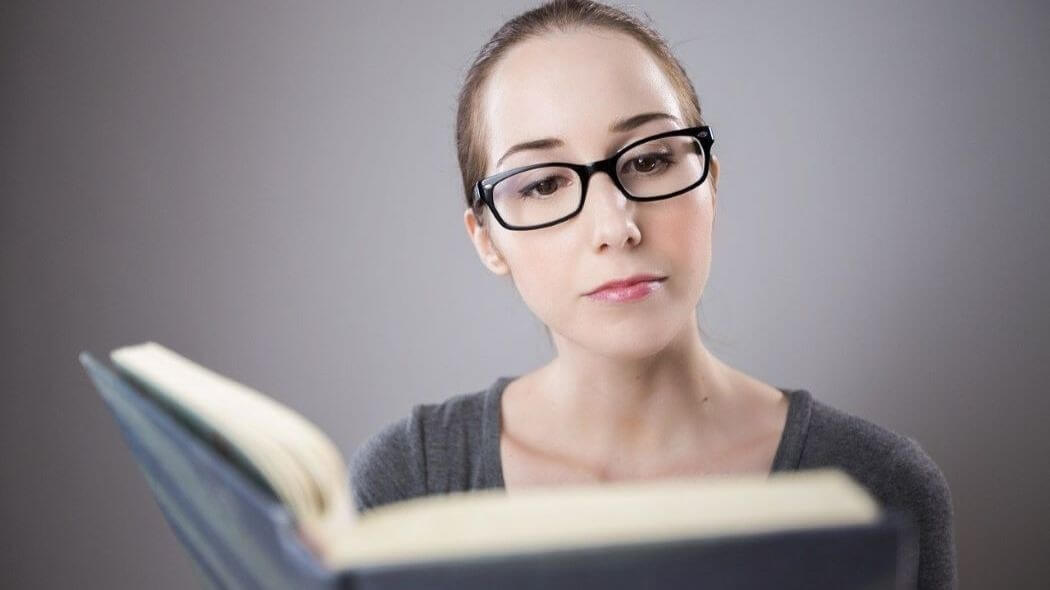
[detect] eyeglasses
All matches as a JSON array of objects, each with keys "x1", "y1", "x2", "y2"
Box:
[{"x1": 472, "y1": 125, "x2": 714, "y2": 231}]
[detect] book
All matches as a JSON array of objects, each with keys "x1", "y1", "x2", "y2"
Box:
[{"x1": 80, "y1": 342, "x2": 917, "y2": 589}]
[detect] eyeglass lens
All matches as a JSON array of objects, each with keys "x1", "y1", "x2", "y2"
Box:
[{"x1": 491, "y1": 135, "x2": 706, "y2": 229}]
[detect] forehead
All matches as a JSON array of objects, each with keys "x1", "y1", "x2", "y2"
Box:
[{"x1": 481, "y1": 28, "x2": 683, "y2": 167}]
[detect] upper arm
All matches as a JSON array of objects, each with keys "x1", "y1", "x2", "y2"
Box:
[{"x1": 348, "y1": 407, "x2": 428, "y2": 513}]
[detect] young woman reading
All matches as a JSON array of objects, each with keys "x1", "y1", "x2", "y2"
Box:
[{"x1": 349, "y1": 2, "x2": 957, "y2": 588}]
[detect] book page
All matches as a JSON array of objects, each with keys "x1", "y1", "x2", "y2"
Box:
[
  {"x1": 327, "y1": 468, "x2": 878, "y2": 568},
  {"x1": 110, "y1": 342, "x2": 356, "y2": 541}
]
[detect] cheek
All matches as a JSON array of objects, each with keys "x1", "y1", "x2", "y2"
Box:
[
  {"x1": 498, "y1": 232, "x2": 577, "y2": 317},
  {"x1": 654, "y1": 187, "x2": 715, "y2": 283}
]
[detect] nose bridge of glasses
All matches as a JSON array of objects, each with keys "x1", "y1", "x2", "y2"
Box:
[
  {"x1": 581, "y1": 159, "x2": 635, "y2": 216},
  {"x1": 581, "y1": 155, "x2": 626, "y2": 196}
]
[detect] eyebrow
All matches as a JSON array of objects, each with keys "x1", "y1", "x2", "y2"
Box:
[{"x1": 494, "y1": 112, "x2": 681, "y2": 170}]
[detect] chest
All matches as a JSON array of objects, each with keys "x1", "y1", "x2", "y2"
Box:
[{"x1": 499, "y1": 421, "x2": 783, "y2": 490}]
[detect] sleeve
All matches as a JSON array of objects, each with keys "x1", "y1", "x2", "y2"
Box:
[
  {"x1": 889, "y1": 436, "x2": 959, "y2": 590},
  {"x1": 348, "y1": 406, "x2": 429, "y2": 513}
]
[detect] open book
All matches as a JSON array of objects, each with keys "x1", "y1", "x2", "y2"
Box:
[{"x1": 82, "y1": 342, "x2": 914, "y2": 589}]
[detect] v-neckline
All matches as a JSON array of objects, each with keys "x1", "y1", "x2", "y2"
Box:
[{"x1": 479, "y1": 375, "x2": 813, "y2": 489}]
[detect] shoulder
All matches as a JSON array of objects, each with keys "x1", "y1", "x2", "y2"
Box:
[
  {"x1": 348, "y1": 406, "x2": 428, "y2": 513},
  {"x1": 348, "y1": 385, "x2": 496, "y2": 513},
  {"x1": 802, "y1": 397, "x2": 952, "y2": 503},
  {"x1": 801, "y1": 395, "x2": 957, "y2": 589}
]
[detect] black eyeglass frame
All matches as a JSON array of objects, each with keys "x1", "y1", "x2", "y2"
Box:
[{"x1": 472, "y1": 125, "x2": 714, "y2": 231}]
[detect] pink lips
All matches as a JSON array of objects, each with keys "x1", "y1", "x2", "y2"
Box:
[{"x1": 585, "y1": 275, "x2": 667, "y2": 302}]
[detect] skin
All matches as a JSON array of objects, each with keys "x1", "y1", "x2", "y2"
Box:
[{"x1": 463, "y1": 28, "x2": 789, "y2": 489}]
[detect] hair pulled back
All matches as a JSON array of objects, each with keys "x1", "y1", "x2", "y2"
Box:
[{"x1": 455, "y1": 0, "x2": 706, "y2": 225}]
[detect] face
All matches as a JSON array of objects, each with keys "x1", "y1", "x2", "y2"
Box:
[{"x1": 464, "y1": 28, "x2": 720, "y2": 360}]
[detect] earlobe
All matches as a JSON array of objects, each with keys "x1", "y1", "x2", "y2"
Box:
[
  {"x1": 487, "y1": 255, "x2": 508, "y2": 273},
  {"x1": 464, "y1": 208, "x2": 510, "y2": 275},
  {"x1": 484, "y1": 242, "x2": 509, "y2": 275}
]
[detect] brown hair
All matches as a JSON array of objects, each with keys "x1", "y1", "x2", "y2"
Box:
[{"x1": 455, "y1": 0, "x2": 707, "y2": 226}]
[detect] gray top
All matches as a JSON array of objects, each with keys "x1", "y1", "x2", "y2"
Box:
[{"x1": 349, "y1": 376, "x2": 957, "y2": 590}]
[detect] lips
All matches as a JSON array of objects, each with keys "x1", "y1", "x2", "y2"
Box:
[{"x1": 585, "y1": 274, "x2": 667, "y2": 296}]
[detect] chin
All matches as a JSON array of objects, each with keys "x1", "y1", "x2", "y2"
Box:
[{"x1": 577, "y1": 319, "x2": 681, "y2": 360}]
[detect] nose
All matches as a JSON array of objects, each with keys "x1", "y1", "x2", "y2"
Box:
[{"x1": 583, "y1": 172, "x2": 641, "y2": 250}]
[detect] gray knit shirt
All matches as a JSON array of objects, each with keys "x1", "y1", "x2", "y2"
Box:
[{"x1": 349, "y1": 376, "x2": 957, "y2": 589}]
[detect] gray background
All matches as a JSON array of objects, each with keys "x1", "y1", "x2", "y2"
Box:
[{"x1": 3, "y1": 1, "x2": 1048, "y2": 588}]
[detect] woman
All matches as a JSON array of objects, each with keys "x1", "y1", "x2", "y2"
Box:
[{"x1": 350, "y1": 1, "x2": 957, "y2": 588}]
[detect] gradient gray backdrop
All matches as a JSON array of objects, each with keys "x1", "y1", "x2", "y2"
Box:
[{"x1": 3, "y1": 1, "x2": 1048, "y2": 588}]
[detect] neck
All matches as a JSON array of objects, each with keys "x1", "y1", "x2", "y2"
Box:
[{"x1": 538, "y1": 320, "x2": 737, "y2": 461}]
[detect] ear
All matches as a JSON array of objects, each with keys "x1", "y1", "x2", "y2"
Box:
[{"x1": 464, "y1": 208, "x2": 510, "y2": 275}]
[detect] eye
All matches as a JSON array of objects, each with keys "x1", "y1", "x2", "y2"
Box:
[
  {"x1": 622, "y1": 152, "x2": 674, "y2": 176},
  {"x1": 520, "y1": 175, "x2": 569, "y2": 198}
]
